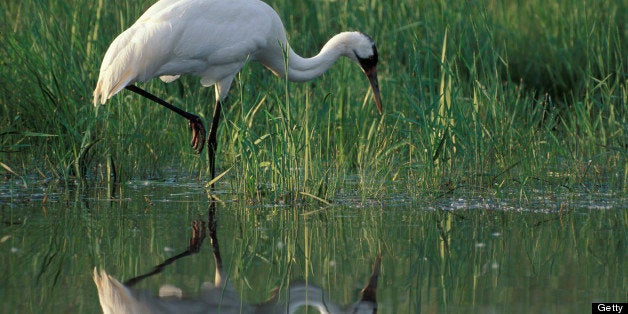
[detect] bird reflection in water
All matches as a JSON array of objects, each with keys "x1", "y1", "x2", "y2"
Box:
[{"x1": 94, "y1": 202, "x2": 381, "y2": 313}]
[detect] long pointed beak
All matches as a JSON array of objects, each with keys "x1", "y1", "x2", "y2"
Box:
[{"x1": 364, "y1": 66, "x2": 383, "y2": 114}]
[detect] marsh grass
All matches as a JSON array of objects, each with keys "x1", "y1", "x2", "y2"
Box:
[{"x1": 0, "y1": 0, "x2": 625, "y2": 200}]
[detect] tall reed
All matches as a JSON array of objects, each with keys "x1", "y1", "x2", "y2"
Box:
[{"x1": 1, "y1": 0, "x2": 624, "y2": 199}]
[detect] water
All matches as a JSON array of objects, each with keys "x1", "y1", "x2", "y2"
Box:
[{"x1": 0, "y1": 178, "x2": 625, "y2": 313}]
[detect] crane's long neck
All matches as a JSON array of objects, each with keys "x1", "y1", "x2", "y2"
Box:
[
  {"x1": 284, "y1": 50, "x2": 341, "y2": 82},
  {"x1": 275, "y1": 33, "x2": 356, "y2": 82}
]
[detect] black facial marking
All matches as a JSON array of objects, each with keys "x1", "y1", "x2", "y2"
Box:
[
  {"x1": 356, "y1": 44, "x2": 378, "y2": 70},
  {"x1": 355, "y1": 32, "x2": 378, "y2": 70}
]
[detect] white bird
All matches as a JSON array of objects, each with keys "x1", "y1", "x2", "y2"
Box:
[{"x1": 93, "y1": 0, "x2": 382, "y2": 179}]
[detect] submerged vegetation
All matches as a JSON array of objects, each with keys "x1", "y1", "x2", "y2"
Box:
[{"x1": 1, "y1": 0, "x2": 625, "y2": 201}]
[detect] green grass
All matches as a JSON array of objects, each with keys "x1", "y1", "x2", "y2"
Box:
[{"x1": 1, "y1": 0, "x2": 625, "y2": 200}]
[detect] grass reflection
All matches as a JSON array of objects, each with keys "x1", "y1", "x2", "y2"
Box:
[{"x1": 0, "y1": 184, "x2": 625, "y2": 313}]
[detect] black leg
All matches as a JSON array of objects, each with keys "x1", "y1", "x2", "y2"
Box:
[
  {"x1": 125, "y1": 84, "x2": 206, "y2": 154},
  {"x1": 207, "y1": 201, "x2": 224, "y2": 286},
  {"x1": 123, "y1": 219, "x2": 207, "y2": 287},
  {"x1": 207, "y1": 99, "x2": 222, "y2": 181}
]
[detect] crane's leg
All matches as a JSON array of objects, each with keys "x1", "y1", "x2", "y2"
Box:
[
  {"x1": 123, "y1": 219, "x2": 207, "y2": 287},
  {"x1": 207, "y1": 99, "x2": 222, "y2": 181},
  {"x1": 125, "y1": 84, "x2": 206, "y2": 154},
  {"x1": 207, "y1": 200, "x2": 225, "y2": 287}
]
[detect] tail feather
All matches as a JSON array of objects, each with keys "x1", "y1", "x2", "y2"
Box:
[
  {"x1": 93, "y1": 268, "x2": 145, "y2": 314},
  {"x1": 93, "y1": 23, "x2": 167, "y2": 106},
  {"x1": 93, "y1": 65, "x2": 136, "y2": 106}
]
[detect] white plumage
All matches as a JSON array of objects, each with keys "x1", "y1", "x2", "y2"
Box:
[{"x1": 93, "y1": 0, "x2": 382, "y2": 178}]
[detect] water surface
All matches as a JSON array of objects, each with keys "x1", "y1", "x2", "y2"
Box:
[{"x1": 1, "y1": 179, "x2": 625, "y2": 313}]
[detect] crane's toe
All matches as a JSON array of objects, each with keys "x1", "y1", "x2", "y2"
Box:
[{"x1": 188, "y1": 116, "x2": 206, "y2": 154}]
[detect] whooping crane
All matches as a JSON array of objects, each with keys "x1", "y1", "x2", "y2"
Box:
[{"x1": 93, "y1": 0, "x2": 383, "y2": 179}]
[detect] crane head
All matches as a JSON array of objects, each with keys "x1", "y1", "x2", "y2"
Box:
[{"x1": 354, "y1": 33, "x2": 382, "y2": 114}]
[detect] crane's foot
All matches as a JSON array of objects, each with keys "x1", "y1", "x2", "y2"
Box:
[
  {"x1": 188, "y1": 116, "x2": 206, "y2": 154},
  {"x1": 188, "y1": 220, "x2": 206, "y2": 253}
]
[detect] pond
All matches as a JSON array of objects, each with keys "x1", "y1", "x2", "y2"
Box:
[{"x1": 0, "y1": 178, "x2": 625, "y2": 313}]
